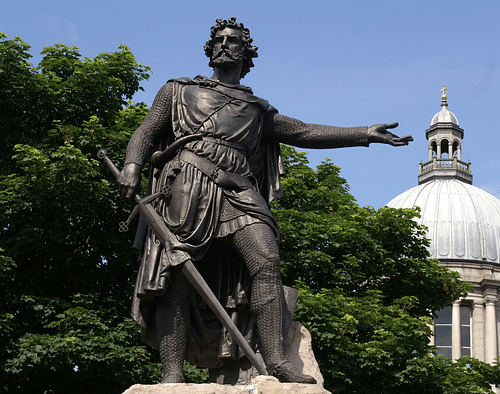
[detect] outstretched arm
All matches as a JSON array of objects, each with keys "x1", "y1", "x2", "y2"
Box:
[
  {"x1": 264, "y1": 113, "x2": 412, "y2": 148},
  {"x1": 118, "y1": 82, "x2": 173, "y2": 201}
]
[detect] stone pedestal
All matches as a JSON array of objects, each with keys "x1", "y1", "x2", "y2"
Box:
[
  {"x1": 123, "y1": 322, "x2": 330, "y2": 393},
  {"x1": 123, "y1": 375, "x2": 331, "y2": 394}
]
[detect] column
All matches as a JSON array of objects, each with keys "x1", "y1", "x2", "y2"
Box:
[
  {"x1": 437, "y1": 143, "x2": 442, "y2": 160},
  {"x1": 485, "y1": 298, "x2": 498, "y2": 364},
  {"x1": 429, "y1": 323, "x2": 435, "y2": 346},
  {"x1": 472, "y1": 301, "x2": 485, "y2": 361},
  {"x1": 497, "y1": 302, "x2": 500, "y2": 364},
  {"x1": 452, "y1": 301, "x2": 461, "y2": 360}
]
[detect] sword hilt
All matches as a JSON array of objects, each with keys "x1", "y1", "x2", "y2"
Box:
[{"x1": 97, "y1": 149, "x2": 120, "y2": 180}]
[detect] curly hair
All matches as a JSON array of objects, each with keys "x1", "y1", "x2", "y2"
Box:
[{"x1": 204, "y1": 16, "x2": 258, "y2": 79}]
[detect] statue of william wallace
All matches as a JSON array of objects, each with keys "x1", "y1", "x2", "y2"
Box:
[{"x1": 117, "y1": 16, "x2": 412, "y2": 384}]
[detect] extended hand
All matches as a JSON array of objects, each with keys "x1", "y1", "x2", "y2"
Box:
[
  {"x1": 367, "y1": 122, "x2": 413, "y2": 146},
  {"x1": 117, "y1": 163, "x2": 142, "y2": 203}
]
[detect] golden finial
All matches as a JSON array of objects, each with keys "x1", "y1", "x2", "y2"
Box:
[{"x1": 441, "y1": 85, "x2": 448, "y2": 101}]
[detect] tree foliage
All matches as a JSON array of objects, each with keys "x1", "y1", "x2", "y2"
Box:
[
  {"x1": 0, "y1": 33, "x2": 164, "y2": 393},
  {"x1": 1, "y1": 34, "x2": 498, "y2": 393},
  {"x1": 274, "y1": 146, "x2": 499, "y2": 393}
]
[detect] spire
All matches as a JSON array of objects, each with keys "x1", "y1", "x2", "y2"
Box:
[{"x1": 418, "y1": 87, "x2": 472, "y2": 185}]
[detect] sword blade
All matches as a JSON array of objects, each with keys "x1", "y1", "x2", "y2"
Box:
[{"x1": 182, "y1": 260, "x2": 267, "y2": 376}]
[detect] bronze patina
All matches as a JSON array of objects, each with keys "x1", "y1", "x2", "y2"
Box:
[{"x1": 116, "y1": 16, "x2": 412, "y2": 384}]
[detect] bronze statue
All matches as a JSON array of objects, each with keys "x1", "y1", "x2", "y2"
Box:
[{"x1": 117, "y1": 16, "x2": 412, "y2": 384}]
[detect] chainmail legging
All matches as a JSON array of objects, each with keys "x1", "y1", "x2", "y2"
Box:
[
  {"x1": 155, "y1": 222, "x2": 287, "y2": 381},
  {"x1": 230, "y1": 222, "x2": 286, "y2": 372},
  {"x1": 155, "y1": 264, "x2": 191, "y2": 383}
]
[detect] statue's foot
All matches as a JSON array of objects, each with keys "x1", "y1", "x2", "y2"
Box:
[
  {"x1": 161, "y1": 373, "x2": 185, "y2": 384},
  {"x1": 271, "y1": 361, "x2": 317, "y2": 384}
]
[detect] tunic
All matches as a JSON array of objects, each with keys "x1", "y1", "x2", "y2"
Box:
[{"x1": 124, "y1": 75, "x2": 370, "y2": 355}]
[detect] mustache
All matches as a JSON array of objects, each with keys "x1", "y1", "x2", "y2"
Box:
[{"x1": 213, "y1": 49, "x2": 236, "y2": 60}]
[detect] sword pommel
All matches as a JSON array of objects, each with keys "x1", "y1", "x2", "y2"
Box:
[{"x1": 97, "y1": 149, "x2": 120, "y2": 180}]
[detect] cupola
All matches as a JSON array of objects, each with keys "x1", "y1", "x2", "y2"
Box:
[
  {"x1": 418, "y1": 86, "x2": 472, "y2": 185},
  {"x1": 388, "y1": 87, "x2": 500, "y2": 264}
]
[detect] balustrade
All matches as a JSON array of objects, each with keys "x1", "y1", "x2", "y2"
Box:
[{"x1": 420, "y1": 158, "x2": 471, "y2": 174}]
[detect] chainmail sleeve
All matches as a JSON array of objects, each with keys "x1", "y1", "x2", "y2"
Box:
[
  {"x1": 124, "y1": 82, "x2": 174, "y2": 166},
  {"x1": 264, "y1": 112, "x2": 369, "y2": 149}
]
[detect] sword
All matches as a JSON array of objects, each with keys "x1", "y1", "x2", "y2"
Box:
[{"x1": 97, "y1": 149, "x2": 267, "y2": 376}]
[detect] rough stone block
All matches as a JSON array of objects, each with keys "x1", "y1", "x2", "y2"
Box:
[{"x1": 123, "y1": 375, "x2": 331, "y2": 394}]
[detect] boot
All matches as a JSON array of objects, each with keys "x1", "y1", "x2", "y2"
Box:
[{"x1": 253, "y1": 293, "x2": 317, "y2": 384}]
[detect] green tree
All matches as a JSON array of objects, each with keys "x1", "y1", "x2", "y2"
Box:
[
  {"x1": 0, "y1": 33, "x2": 166, "y2": 393},
  {"x1": 274, "y1": 146, "x2": 500, "y2": 393}
]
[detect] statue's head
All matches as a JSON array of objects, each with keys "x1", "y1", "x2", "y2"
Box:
[{"x1": 204, "y1": 16, "x2": 258, "y2": 79}]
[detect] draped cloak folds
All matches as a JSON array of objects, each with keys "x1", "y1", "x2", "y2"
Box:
[{"x1": 129, "y1": 76, "x2": 285, "y2": 367}]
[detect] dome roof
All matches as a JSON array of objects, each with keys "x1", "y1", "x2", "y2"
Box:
[
  {"x1": 431, "y1": 103, "x2": 459, "y2": 125},
  {"x1": 387, "y1": 179, "x2": 500, "y2": 263}
]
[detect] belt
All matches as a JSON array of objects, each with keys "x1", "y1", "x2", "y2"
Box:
[{"x1": 179, "y1": 150, "x2": 256, "y2": 191}]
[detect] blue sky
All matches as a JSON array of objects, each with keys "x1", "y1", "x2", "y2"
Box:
[{"x1": 2, "y1": 1, "x2": 500, "y2": 208}]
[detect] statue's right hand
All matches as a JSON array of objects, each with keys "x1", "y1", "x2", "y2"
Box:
[{"x1": 117, "y1": 163, "x2": 142, "y2": 203}]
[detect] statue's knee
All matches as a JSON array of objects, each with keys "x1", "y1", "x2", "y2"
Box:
[{"x1": 249, "y1": 254, "x2": 280, "y2": 281}]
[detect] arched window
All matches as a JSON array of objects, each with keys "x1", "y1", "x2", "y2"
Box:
[
  {"x1": 431, "y1": 141, "x2": 437, "y2": 158},
  {"x1": 452, "y1": 141, "x2": 459, "y2": 158},
  {"x1": 440, "y1": 139, "x2": 450, "y2": 159}
]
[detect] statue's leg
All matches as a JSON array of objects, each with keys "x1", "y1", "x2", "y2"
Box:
[
  {"x1": 230, "y1": 222, "x2": 316, "y2": 384},
  {"x1": 155, "y1": 265, "x2": 191, "y2": 383}
]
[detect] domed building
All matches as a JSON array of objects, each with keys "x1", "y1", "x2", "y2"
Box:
[{"x1": 387, "y1": 87, "x2": 500, "y2": 364}]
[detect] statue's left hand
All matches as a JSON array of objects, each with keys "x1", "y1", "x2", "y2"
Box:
[{"x1": 367, "y1": 122, "x2": 413, "y2": 146}]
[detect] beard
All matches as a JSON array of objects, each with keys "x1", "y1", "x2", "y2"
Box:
[{"x1": 210, "y1": 50, "x2": 245, "y2": 70}]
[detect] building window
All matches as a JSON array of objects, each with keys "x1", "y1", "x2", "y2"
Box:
[
  {"x1": 461, "y1": 305, "x2": 471, "y2": 356},
  {"x1": 435, "y1": 304, "x2": 472, "y2": 358},
  {"x1": 435, "y1": 306, "x2": 452, "y2": 358}
]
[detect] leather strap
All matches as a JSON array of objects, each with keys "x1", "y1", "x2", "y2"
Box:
[{"x1": 179, "y1": 150, "x2": 255, "y2": 191}]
